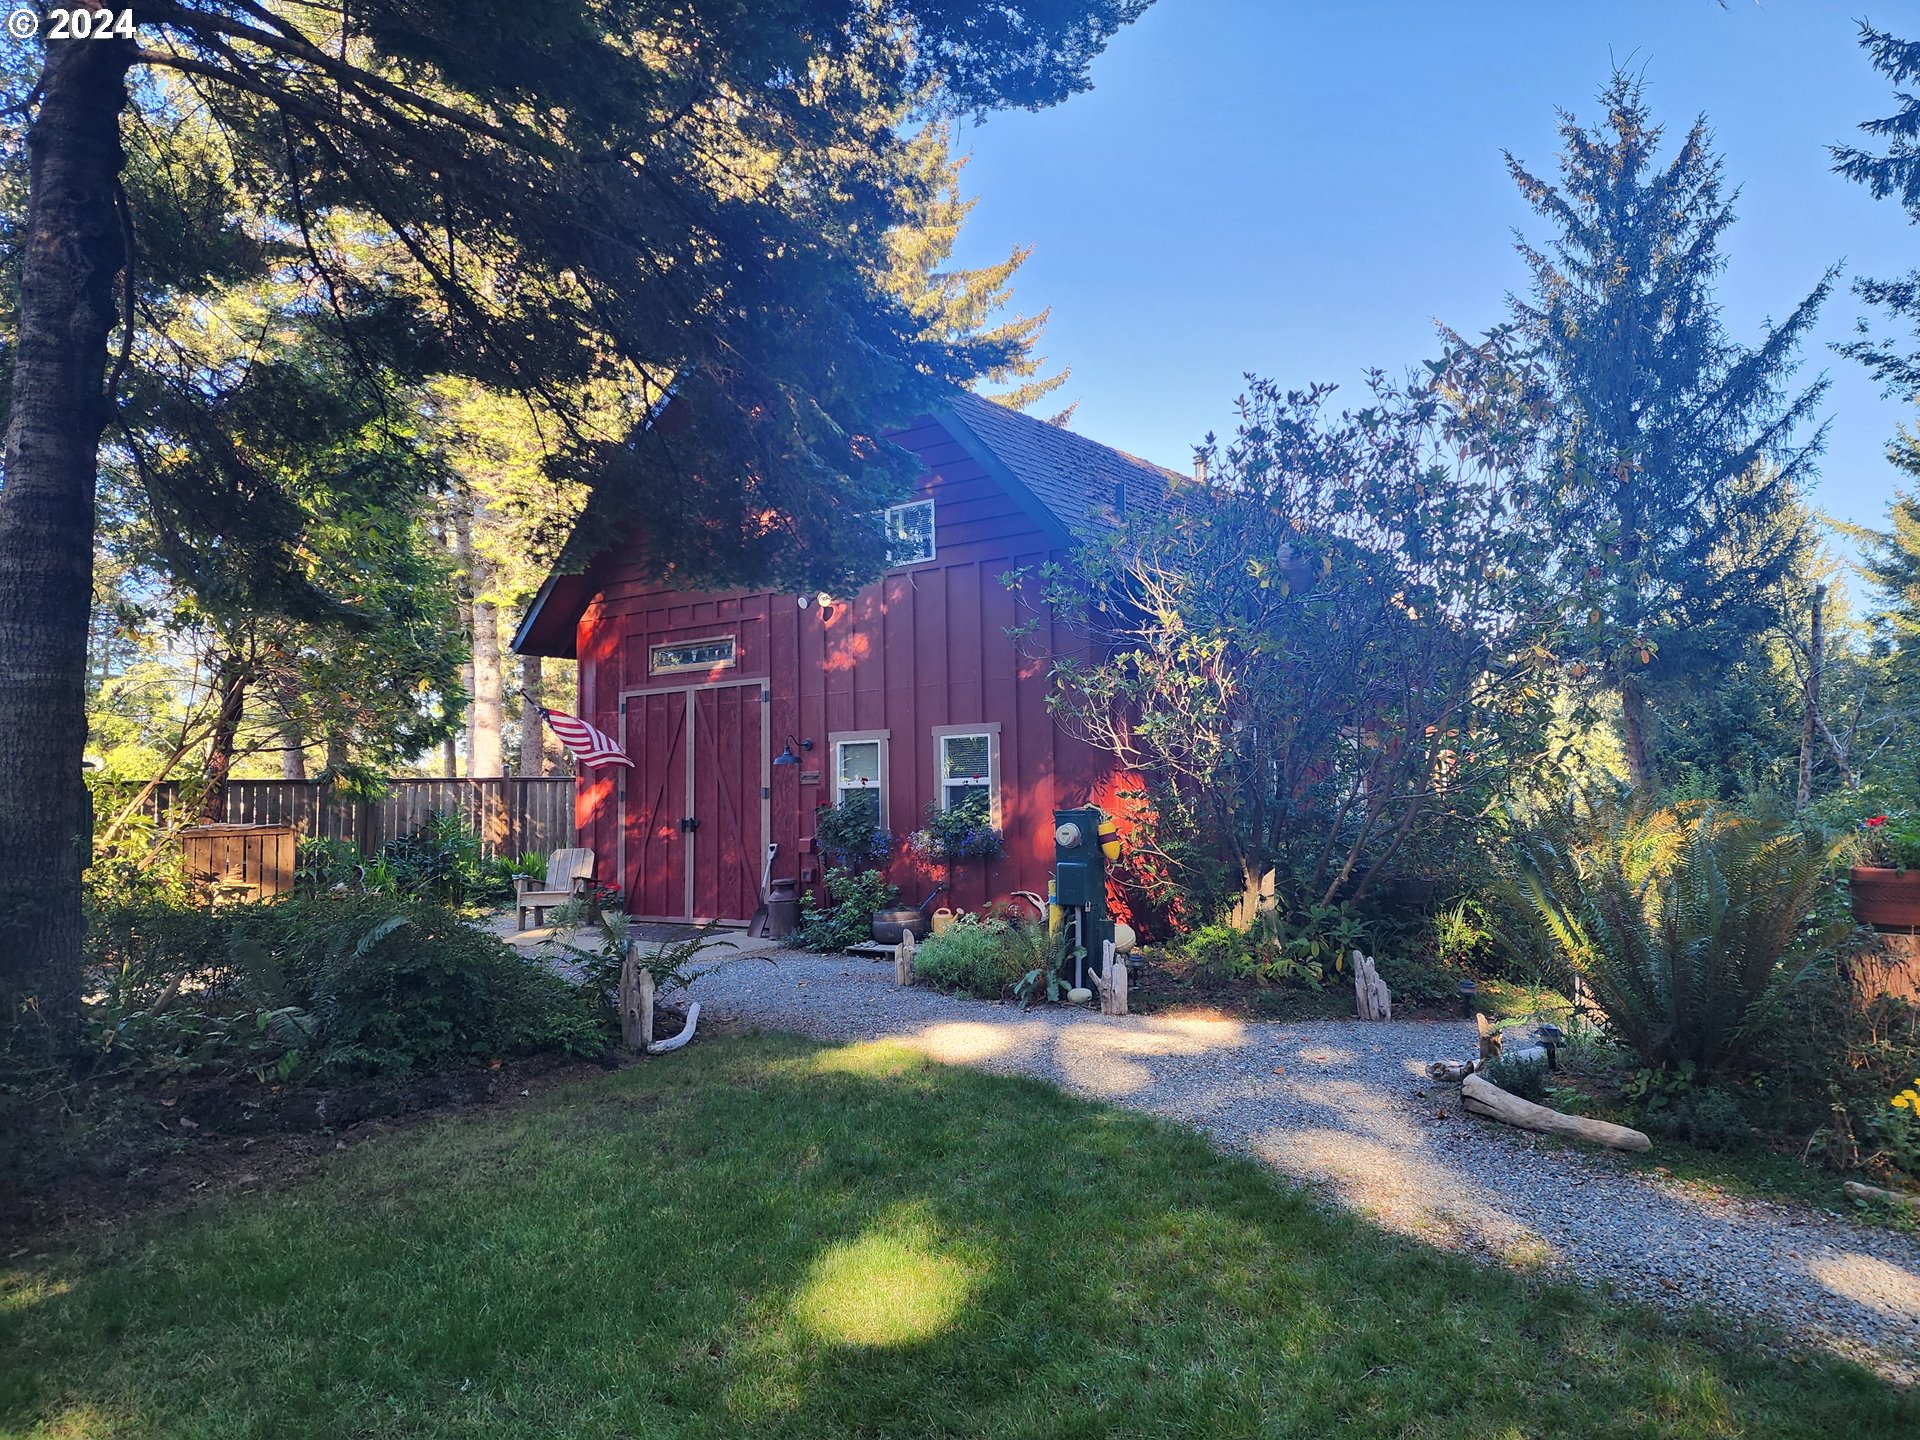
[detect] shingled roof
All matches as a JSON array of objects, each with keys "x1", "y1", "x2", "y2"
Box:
[
  {"x1": 937, "y1": 388, "x2": 1182, "y2": 542},
  {"x1": 513, "y1": 387, "x2": 1182, "y2": 656}
]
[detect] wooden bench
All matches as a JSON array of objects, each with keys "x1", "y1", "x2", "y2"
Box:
[{"x1": 515, "y1": 847, "x2": 596, "y2": 930}]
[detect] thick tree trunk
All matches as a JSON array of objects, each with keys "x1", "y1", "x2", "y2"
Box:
[
  {"x1": 1619, "y1": 674, "x2": 1655, "y2": 793},
  {"x1": 197, "y1": 653, "x2": 251, "y2": 823},
  {"x1": 519, "y1": 654, "x2": 548, "y2": 776},
  {"x1": 441, "y1": 733, "x2": 457, "y2": 780},
  {"x1": 1797, "y1": 584, "x2": 1826, "y2": 811},
  {"x1": 0, "y1": 37, "x2": 133, "y2": 1045},
  {"x1": 279, "y1": 710, "x2": 307, "y2": 781},
  {"x1": 323, "y1": 733, "x2": 349, "y2": 776},
  {"x1": 471, "y1": 592, "x2": 503, "y2": 777},
  {"x1": 449, "y1": 505, "x2": 490, "y2": 775}
]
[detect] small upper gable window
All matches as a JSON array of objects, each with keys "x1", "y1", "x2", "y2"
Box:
[{"x1": 884, "y1": 500, "x2": 936, "y2": 567}]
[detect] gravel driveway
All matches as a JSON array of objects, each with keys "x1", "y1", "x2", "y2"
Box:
[{"x1": 683, "y1": 950, "x2": 1920, "y2": 1382}]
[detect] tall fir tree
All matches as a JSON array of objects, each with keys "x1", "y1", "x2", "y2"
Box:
[
  {"x1": 0, "y1": 1, "x2": 1151, "y2": 1045},
  {"x1": 1508, "y1": 71, "x2": 1832, "y2": 791},
  {"x1": 1833, "y1": 25, "x2": 1920, "y2": 397},
  {"x1": 885, "y1": 123, "x2": 1072, "y2": 421}
]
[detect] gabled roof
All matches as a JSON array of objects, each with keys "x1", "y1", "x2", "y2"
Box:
[
  {"x1": 512, "y1": 388, "x2": 1181, "y2": 657},
  {"x1": 937, "y1": 389, "x2": 1180, "y2": 544}
]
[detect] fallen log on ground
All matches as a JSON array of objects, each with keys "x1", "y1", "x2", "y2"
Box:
[
  {"x1": 1461, "y1": 1072, "x2": 1651, "y2": 1152},
  {"x1": 1844, "y1": 1180, "x2": 1920, "y2": 1213},
  {"x1": 1427, "y1": 1058, "x2": 1478, "y2": 1082}
]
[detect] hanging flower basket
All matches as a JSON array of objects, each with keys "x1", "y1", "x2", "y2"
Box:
[{"x1": 1850, "y1": 866, "x2": 1920, "y2": 932}]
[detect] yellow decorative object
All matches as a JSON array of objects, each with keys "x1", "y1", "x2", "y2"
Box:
[
  {"x1": 1098, "y1": 815, "x2": 1121, "y2": 863},
  {"x1": 930, "y1": 907, "x2": 957, "y2": 937}
]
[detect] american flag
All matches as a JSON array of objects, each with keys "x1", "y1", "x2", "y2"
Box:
[{"x1": 535, "y1": 703, "x2": 633, "y2": 769}]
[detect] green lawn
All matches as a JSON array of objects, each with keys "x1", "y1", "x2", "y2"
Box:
[{"x1": 2, "y1": 1035, "x2": 1913, "y2": 1439}]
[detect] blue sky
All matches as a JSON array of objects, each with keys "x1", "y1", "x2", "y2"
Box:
[{"x1": 947, "y1": 1, "x2": 1916, "y2": 549}]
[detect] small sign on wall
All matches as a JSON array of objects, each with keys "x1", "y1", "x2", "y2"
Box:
[{"x1": 798, "y1": 770, "x2": 822, "y2": 785}]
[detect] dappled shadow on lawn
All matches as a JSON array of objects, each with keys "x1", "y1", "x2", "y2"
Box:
[
  {"x1": 818, "y1": 995, "x2": 1920, "y2": 1382},
  {"x1": 1, "y1": 1036, "x2": 1916, "y2": 1439}
]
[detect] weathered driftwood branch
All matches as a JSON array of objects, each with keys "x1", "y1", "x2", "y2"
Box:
[
  {"x1": 1844, "y1": 1180, "x2": 1920, "y2": 1213},
  {"x1": 1475, "y1": 1013, "x2": 1501, "y2": 1062},
  {"x1": 1427, "y1": 1058, "x2": 1479, "y2": 1082},
  {"x1": 1461, "y1": 1072, "x2": 1651, "y2": 1152},
  {"x1": 617, "y1": 945, "x2": 701, "y2": 1054},
  {"x1": 1352, "y1": 949, "x2": 1391, "y2": 1021},
  {"x1": 619, "y1": 952, "x2": 655, "y2": 1051},
  {"x1": 1090, "y1": 939, "x2": 1128, "y2": 1016},
  {"x1": 894, "y1": 931, "x2": 915, "y2": 986},
  {"x1": 647, "y1": 1001, "x2": 700, "y2": 1053}
]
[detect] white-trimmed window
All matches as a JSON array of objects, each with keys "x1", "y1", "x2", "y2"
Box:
[
  {"x1": 884, "y1": 499, "x2": 936, "y2": 567},
  {"x1": 650, "y1": 634, "x2": 736, "y2": 675},
  {"x1": 933, "y1": 724, "x2": 999, "y2": 822},
  {"x1": 831, "y1": 731, "x2": 889, "y2": 828}
]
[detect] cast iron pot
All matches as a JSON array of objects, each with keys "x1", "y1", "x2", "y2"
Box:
[
  {"x1": 872, "y1": 907, "x2": 929, "y2": 946},
  {"x1": 1850, "y1": 866, "x2": 1920, "y2": 931}
]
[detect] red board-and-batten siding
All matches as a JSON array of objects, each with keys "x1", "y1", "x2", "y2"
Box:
[{"x1": 572, "y1": 413, "x2": 1120, "y2": 921}]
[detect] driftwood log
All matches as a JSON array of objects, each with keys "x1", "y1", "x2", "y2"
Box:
[
  {"x1": 1844, "y1": 1180, "x2": 1920, "y2": 1213},
  {"x1": 1427, "y1": 1058, "x2": 1479, "y2": 1082},
  {"x1": 619, "y1": 953, "x2": 655, "y2": 1051},
  {"x1": 894, "y1": 930, "x2": 916, "y2": 985},
  {"x1": 1352, "y1": 950, "x2": 1391, "y2": 1021},
  {"x1": 1461, "y1": 1072, "x2": 1651, "y2": 1152},
  {"x1": 1091, "y1": 938, "x2": 1129, "y2": 1016},
  {"x1": 617, "y1": 944, "x2": 702, "y2": 1054},
  {"x1": 1475, "y1": 1013, "x2": 1502, "y2": 1062}
]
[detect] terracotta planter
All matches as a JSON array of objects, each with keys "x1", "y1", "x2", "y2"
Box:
[
  {"x1": 1849, "y1": 866, "x2": 1920, "y2": 931},
  {"x1": 872, "y1": 907, "x2": 929, "y2": 946}
]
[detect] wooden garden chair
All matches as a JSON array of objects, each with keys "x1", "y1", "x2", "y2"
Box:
[{"x1": 515, "y1": 847, "x2": 596, "y2": 931}]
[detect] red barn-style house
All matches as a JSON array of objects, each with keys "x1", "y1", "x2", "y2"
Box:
[{"x1": 513, "y1": 390, "x2": 1172, "y2": 926}]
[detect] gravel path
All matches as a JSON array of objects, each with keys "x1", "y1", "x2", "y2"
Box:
[{"x1": 683, "y1": 950, "x2": 1920, "y2": 1382}]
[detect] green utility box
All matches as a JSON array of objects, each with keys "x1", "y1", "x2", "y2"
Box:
[{"x1": 1053, "y1": 807, "x2": 1114, "y2": 979}]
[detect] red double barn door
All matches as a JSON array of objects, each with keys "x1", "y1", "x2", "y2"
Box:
[{"x1": 622, "y1": 681, "x2": 767, "y2": 924}]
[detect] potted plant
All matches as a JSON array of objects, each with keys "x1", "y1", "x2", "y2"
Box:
[
  {"x1": 809, "y1": 800, "x2": 905, "y2": 945},
  {"x1": 1850, "y1": 809, "x2": 1920, "y2": 931},
  {"x1": 814, "y1": 800, "x2": 892, "y2": 874},
  {"x1": 899, "y1": 793, "x2": 1003, "y2": 941}
]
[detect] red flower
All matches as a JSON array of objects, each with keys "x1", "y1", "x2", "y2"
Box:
[{"x1": 1867, "y1": 815, "x2": 1888, "y2": 828}]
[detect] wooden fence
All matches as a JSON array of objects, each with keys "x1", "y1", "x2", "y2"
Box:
[{"x1": 97, "y1": 777, "x2": 577, "y2": 860}]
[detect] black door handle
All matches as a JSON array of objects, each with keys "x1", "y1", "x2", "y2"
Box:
[{"x1": 680, "y1": 817, "x2": 700, "y2": 833}]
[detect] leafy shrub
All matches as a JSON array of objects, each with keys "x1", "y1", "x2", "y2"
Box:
[
  {"x1": 1482, "y1": 1054, "x2": 1549, "y2": 1103},
  {"x1": 1513, "y1": 799, "x2": 1848, "y2": 1075},
  {"x1": 86, "y1": 894, "x2": 602, "y2": 1081},
  {"x1": 1168, "y1": 906, "x2": 1347, "y2": 989},
  {"x1": 814, "y1": 800, "x2": 892, "y2": 872},
  {"x1": 1663, "y1": 1088, "x2": 1751, "y2": 1152},
  {"x1": 1171, "y1": 923, "x2": 1247, "y2": 977},
  {"x1": 912, "y1": 915, "x2": 1026, "y2": 998},
  {"x1": 378, "y1": 811, "x2": 488, "y2": 904},
  {"x1": 793, "y1": 868, "x2": 898, "y2": 952},
  {"x1": 296, "y1": 837, "x2": 364, "y2": 895},
  {"x1": 1769, "y1": 968, "x2": 1920, "y2": 1181},
  {"x1": 1865, "y1": 1095, "x2": 1920, "y2": 1181}
]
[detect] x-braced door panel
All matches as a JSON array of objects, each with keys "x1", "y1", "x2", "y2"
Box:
[
  {"x1": 626, "y1": 690, "x2": 691, "y2": 920},
  {"x1": 691, "y1": 685, "x2": 764, "y2": 924}
]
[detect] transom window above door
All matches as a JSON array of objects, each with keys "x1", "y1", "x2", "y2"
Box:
[
  {"x1": 884, "y1": 499, "x2": 935, "y2": 567},
  {"x1": 650, "y1": 635, "x2": 736, "y2": 675}
]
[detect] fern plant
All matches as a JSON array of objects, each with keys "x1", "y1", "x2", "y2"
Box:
[{"x1": 1513, "y1": 800, "x2": 1848, "y2": 1075}]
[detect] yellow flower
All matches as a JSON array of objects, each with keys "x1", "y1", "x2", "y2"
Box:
[{"x1": 1894, "y1": 1091, "x2": 1918, "y2": 1110}]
